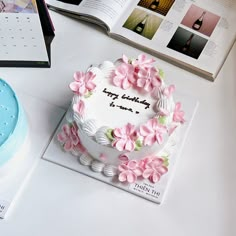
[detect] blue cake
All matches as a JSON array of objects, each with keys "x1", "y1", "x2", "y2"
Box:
[{"x1": 0, "y1": 79, "x2": 28, "y2": 170}]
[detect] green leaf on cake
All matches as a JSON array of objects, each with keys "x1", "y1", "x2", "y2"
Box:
[
  {"x1": 162, "y1": 156, "x2": 169, "y2": 167},
  {"x1": 159, "y1": 68, "x2": 165, "y2": 79},
  {"x1": 135, "y1": 139, "x2": 142, "y2": 151},
  {"x1": 158, "y1": 116, "x2": 167, "y2": 124},
  {"x1": 106, "y1": 129, "x2": 114, "y2": 141},
  {"x1": 84, "y1": 91, "x2": 93, "y2": 98}
]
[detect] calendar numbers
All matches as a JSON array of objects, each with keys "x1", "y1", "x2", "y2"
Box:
[{"x1": 0, "y1": 2, "x2": 49, "y2": 64}]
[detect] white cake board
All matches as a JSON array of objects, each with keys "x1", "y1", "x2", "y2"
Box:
[
  {"x1": 43, "y1": 93, "x2": 198, "y2": 204},
  {"x1": 0, "y1": 92, "x2": 65, "y2": 219}
]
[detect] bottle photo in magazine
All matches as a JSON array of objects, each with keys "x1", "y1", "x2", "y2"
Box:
[
  {"x1": 167, "y1": 27, "x2": 208, "y2": 59},
  {"x1": 138, "y1": 0, "x2": 175, "y2": 16},
  {"x1": 123, "y1": 8, "x2": 162, "y2": 40},
  {"x1": 181, "y1": 4, "x2": 220, "y2": 37}
]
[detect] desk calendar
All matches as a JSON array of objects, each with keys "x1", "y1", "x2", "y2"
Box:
[{"x1": 0, "y1": 0, "x2": 54, "y2": 67}]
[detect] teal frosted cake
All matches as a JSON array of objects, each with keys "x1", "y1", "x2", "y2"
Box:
[{"x1": 0, "y1": 79, "x2": 28, "y2": 175}]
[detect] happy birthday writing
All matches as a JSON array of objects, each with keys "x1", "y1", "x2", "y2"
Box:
[{"x1": 102, "y1": 88, "x2": 151, "y2": 114}]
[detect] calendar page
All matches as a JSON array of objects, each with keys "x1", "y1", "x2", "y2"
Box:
[{"x1": 0, "y1": 0, "x2": 50, "y2": 67}]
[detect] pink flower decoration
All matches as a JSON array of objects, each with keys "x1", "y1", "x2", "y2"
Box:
[
  {"x1": 136, "y1": 67, "x2": 161, "y2": 92},
  {"x1": 118, "y1": 160, "x2": 143, "y2": 183},
  {"x1": 122, "y1": 54, "x2": 130, "y2": 64},
  {"x1": 117, "y1": 155, "x2": 168, "y2": 184},
  {"x1": 142, "y1": 156, "x2": 168, "y2": 183},
  {"x1": 118, "y1": 154, "x2": 129, "y2": 162},
  {"x1": 173, "y1": 102, "x2": 185, "y2": 124},
  {"x1": 112, "y1": 63, "x2": 135, "y2": 89},
  {"x1": 57, "y1": 122, "x2": 85, "y2": 153},
  {"x1": 139, "y1": 118, "x2": 167, "y2": 146},
  {"x1": 99, "y1": 153, "x2": 107, "y2": 161},
  {"x1": 112, "y1": 123, "x2": 137, "y2": 152},
  {"x1": 163, "y1": 85, "x2": 175, "y2": 98},
  {"x1": 132, "y1": 54, "x2": 155, "y2": 69},
  {"x1": 73, "y1": 100, "x2": 85, "y2": 116},
  {"x1": 69, "y1": 71, "x2": 96, "y2": 96}
]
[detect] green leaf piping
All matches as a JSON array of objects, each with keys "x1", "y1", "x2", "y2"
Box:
[
  {"x1": 159, "y1": 68, "x2": 165, "y2": 79},
  {"x1": 158, "y1": 116, "x2": 167, "y2": 125},
  {"x1": 105, "y1": 129, "x2": 114, "y2": 141},
  {"x1": 84, "y1": 91, "x2": 93, "y2": 98},
  {"x1": 162, "y1": 156, "x2": 169, "y2": 167},
  {"x1": 135, "y1": 139, "x2": 143, "y2": 151}
]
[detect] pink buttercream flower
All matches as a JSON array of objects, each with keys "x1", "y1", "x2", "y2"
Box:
[
  {"x1": 118, "y1": 160, "x2": 143, "y2": 183},
  {"x1": 142, "y1": 156, "x2": 168, "y2": 183},
  {"x1": 99, "y1": 153, "x2": 107, "y2": 162},
  {"x1": 122, "y1": 54, "x2": 131, "y2": 64},
  {"x1": 157, "y1": 107, "x2": 170, "y2": 117},
  {"x1": 73, "y1": 100, "x2": 85, "y2": 116},
  {"x1": 112, "y1": 63, "x2": 135, "y2": 89},
  {"x1": 136, "y1": 67, "x2": 161, "y2": 92},
  {"x1": 112, "y1": 123, "x2": 137, "y2": 152},
  {"x1": 132, "y1": 54, "x2": 155, "y2": 69},
  {"x1": 139, "y1": 118, "x2": 167, "y2": 146},
  {"x1": 57, "y1": 122, "x2": 85, "y2": 153},
  {"x1": 70, "y1": 71, "x2": 96, "y2": 96},
  {"x1": 173, "y1": 102, "x2": 185, "y2": 124},
  {"x1": 118, "y1": 154, "x2": 129, "y2": 162},
  {"x1": 163, "y1": 85, "x2": 175, "y2": 98}
]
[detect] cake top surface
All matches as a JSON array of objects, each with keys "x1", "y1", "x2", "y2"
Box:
[
  {"x1": 77, "y1": 61, "x2": 158, "y2": 128},
  {"x1": 70, "y1": 54, "x2": 176, "y2": 128},
  {"x1": 0, "y1": 79, "x2": 19, "y2": 146}
]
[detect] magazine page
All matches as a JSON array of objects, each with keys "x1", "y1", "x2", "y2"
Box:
[
  {"x1": 46, "y1": 0, "x2": 131, "y2": 30},
  {"x1": 110, "y1": 0, "x2": 236, "y2": 79}
]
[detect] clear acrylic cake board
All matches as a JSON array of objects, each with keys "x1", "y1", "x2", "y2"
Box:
[
  {"x1": 43, "y1": 93, "x2": 198, "y2": 204},
  {"x1": 0, "y1": 92, "x2": 65, "y2": 219}
]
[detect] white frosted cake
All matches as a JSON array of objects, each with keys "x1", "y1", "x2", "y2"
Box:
[
  {"x1": 58, "y1": 54, "x2": 185, "y2": 184},
  {"x1": 0, "y1": 79, "x2": 28, "y2": 177}
]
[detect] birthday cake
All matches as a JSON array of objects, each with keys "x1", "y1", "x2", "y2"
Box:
[
  {"x1": 57, "y1": 54, "x2": 185, "y2": 184},
  {"x1": 0, "y1": 79, "x2": 28, "y2": 176}
]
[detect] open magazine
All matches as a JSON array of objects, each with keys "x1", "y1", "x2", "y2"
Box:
[{"x1": 46, "y1": 0, "x2": 236, "y2": 81}]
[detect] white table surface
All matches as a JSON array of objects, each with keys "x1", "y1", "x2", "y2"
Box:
[{"x1": 0, "y1": 10, "x2": 236, "y2": 236}]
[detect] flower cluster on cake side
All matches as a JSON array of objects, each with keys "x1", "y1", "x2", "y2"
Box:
[{"x1": 57, "y1": 54, "x2": 185, "y2": 184}]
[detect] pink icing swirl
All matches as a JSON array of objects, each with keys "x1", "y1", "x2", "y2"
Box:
[
  {"x1": 57, "y1": 122, "x2": 85, "y2": 153},
  {"x1": 112, "y1": 123, "x2": 137, "y2": 152},
  {"x1": 173, "y1": 102, "x2": 185, "y2": 124},
  {"x1": 112, "y1": 63, "x2": 135, "y2": 90},
  {"x1": 70, "y1": 71, "x2": 96, "y2": 96},
  {"x1": 112, "y1": 54, "x2": 161, "y2": 92},
  {"x1": 118, "y1": 155, "x2": 168, "y2": 184},
  {"x1": 139, "y1": 118, "x2": 167, "y2": 146}
]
